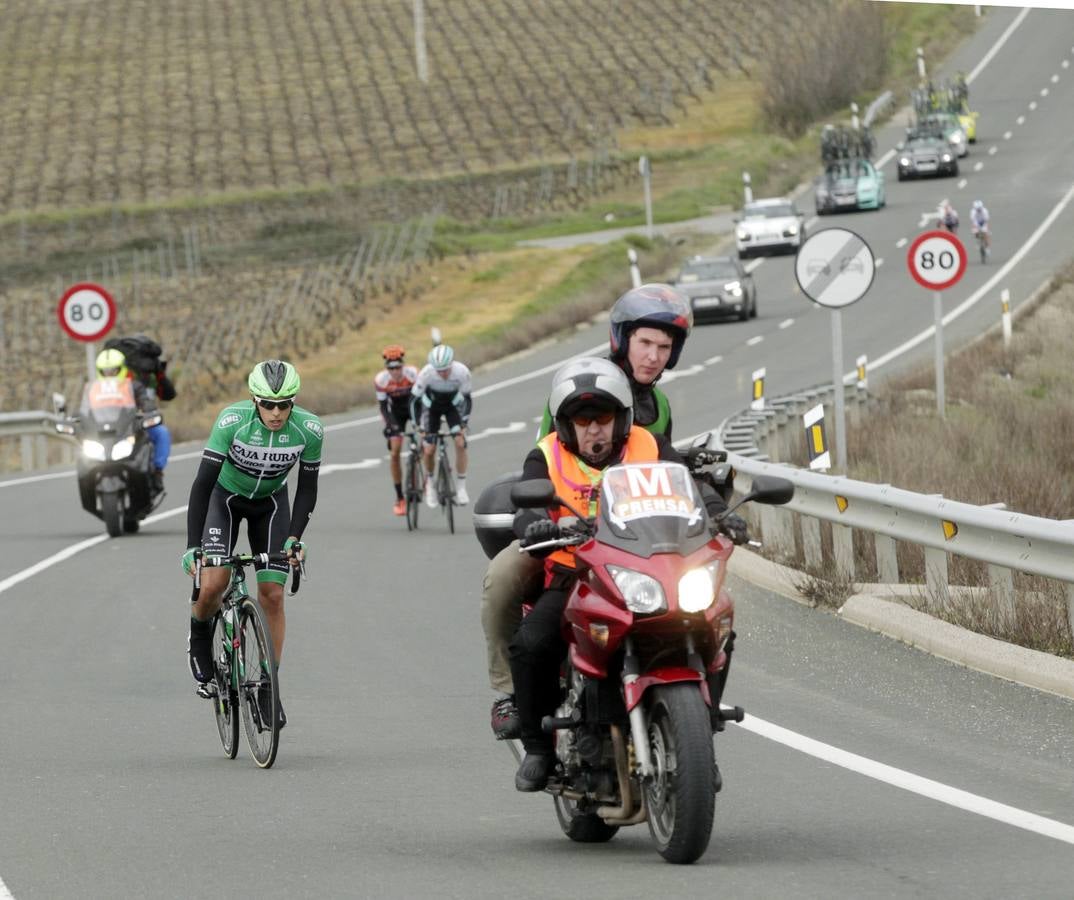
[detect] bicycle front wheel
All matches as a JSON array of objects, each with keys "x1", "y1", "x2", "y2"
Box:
[
  {"x1": 211, "y1": 611, "x2": 239, "y2": 760},
  {"x1": 405, "y1": 454, "x2": 421, "y2": 531},
  {"x1": 437, "y1": 456, "x2": 455, "y2": 534},
  {"x1": 238, "y1": 598, "x2": 280, "y2": 769}
]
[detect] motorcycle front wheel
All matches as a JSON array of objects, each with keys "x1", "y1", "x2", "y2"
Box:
[
  {"x1": 644, "y1": 683, "x2": 716, "y2": 864},
  {"x1": 101, "y1": 491, "x2": 123, "y2": 538},
  {"x1": 553, "y1": 794, "x2": 619, "y2": 844}
]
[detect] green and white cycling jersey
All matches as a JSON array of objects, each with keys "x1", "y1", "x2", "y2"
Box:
[{"x1": 206, "y1": 401, "x2": 324, "y2": 499}]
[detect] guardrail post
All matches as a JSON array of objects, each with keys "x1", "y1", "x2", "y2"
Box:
[
  {"x1": 1067, "y1": 585, "x2": 1074, "y2": 642},
  {"x1": 760, "y1": 505, "x2": 795, "y2": 558},
  {"x1": 924, "y1": 547, "x2": 950, "y2": 611},
  {"x1": 20, "y1": 435, "x2": 33, "y2": 471},
  {"x1": 35, "y1": 435, "x2": 47, "y2": 469},
  {"x1": 800, "y1": 515, "x2": 823, "y2": 570},
  {"x1": 987, "y1": 564, "x2": 1016, "y2": 630},
  {"x1": 875, "y1": 534, "x2": 899, "y2": 583},
  {"x1": 833, "y1": 523, "x2": 854, "y2": 580}
]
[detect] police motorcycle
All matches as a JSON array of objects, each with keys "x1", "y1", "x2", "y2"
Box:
[{"x1": 54, "y1": 378, "x2": 165, "y2": 537}]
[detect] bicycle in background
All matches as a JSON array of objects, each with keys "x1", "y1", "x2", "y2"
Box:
[
  {"x1": 403, "y1": 425, "x2": 425, "y2": 532},
  {"x1": 194, "y1": 549, "x2": 304, "y2": 768}
]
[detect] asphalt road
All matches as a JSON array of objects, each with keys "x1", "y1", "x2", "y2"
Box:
[{"x1": 2, "y1": 7, "x2": 1074, "y2": 898}]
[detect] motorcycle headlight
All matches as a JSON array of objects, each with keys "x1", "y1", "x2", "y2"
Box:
[
  {"x1": 678, "y1": 564, "x2": 720, "y2": 613},
  {"x1": 81, "y1": 440, "x2": 106, "y2": 461},
  {"x1": 608, "y1": 565, "x2": 666, "y2": 615},
  {"x1": 724, "y1": 280, "x2": 742, "y2": 297},
  {"x1": 111, "y1": 436, "x2": 135, "y2": 460}
]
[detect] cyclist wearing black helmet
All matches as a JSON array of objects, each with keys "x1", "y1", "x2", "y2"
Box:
[
  {"x1": 483, "y1": 284, "x2": 746, "y2": 742},
  {"x1": 181, "y1": 360, "x2": 323, "y2": 728}
]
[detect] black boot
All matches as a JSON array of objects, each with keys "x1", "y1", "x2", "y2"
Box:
[{"x1": 515, "y1": 752, "x2": 555, "y2": 792}]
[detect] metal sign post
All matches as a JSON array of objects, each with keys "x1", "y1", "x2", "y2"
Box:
[
  {"x1": 907, "y1": 231, "x2": 967, "y2": 420},
  {"x1": 794, "y1": 228, "x2": 876, "y2": 472}
]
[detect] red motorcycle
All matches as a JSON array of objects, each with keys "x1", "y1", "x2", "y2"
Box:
[{"x1": 510, "y1": 458, "x2": 793, "y2": 864}]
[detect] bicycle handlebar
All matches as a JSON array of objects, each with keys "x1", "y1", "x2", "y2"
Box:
[{"x1": 193, "y1": 549, "x2": 305, "y2": 595}]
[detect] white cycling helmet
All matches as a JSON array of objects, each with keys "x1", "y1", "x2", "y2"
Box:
[{"x1": 428, "y1": 344, "x2": 454, "y2": 369}]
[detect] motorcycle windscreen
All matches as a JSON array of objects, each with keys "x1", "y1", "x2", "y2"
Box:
[
  {"x1": 597, "y1": 462, "x2": 709, "y2": 558},
  {"x1": 79, "y1": 378, "x2": 138, "y2": 438}
]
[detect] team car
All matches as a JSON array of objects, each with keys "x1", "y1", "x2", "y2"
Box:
[
  {"x1": 814, "y1": 158, "x2": 886, "y2": 215},
  {"x1": 918, "y1": 112, "x2": 968, "y2": 157},
  {"x1": 734, "y1": 198, "x2": 805, "y2": 259},
  {"x1": 896, "y1": 126, "x2": 959, "y2": 180},
  {"x1": 671, "y1": 255, "x2": 757, "y2": 322}
]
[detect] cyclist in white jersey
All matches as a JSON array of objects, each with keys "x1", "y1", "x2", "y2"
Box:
[{"x1": 411, "y1": 344, "x2": 472, "y2": 507}]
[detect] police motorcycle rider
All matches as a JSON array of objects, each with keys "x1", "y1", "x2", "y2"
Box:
[
  {"x1": 481, "y1": 284, "x2": 748, "y2": 741},
  {"x1": 508, "y1": 357, "x2": 742, "y2": 791},
  {"x1": 182, "y1": 360, "x2": 323, "y2": 728}
]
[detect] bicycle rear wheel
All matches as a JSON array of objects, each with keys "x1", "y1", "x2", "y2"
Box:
[
  {"x1": 211, "y1": 611, "x2": 239, "y2": 759},
  {"x1": 405, "y1": 453, "x2": 421, "y2": 531},
  {"x1": 437, "y1": 454, "x2": 455, "y2": 534},
  {"x1": 238, "y1": 598, "x2": 279, "y2": 768}
]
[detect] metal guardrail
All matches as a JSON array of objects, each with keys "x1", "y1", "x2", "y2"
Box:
[
  {"x1": 717, "y1": 383, "x2": 1074, "y2": 634},
  {"x1": 0, "y1": 410, "x2": 72, "y2": 471}
]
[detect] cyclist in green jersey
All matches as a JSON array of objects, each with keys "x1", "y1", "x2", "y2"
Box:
[{"x1": 181, "y1": 360, "x2": 323, "y2": 727}]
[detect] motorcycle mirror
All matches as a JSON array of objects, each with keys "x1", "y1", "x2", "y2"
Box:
[
  {"x1": 510, "y1": 479, "x2": 556, "y2": 509},
  {"x1": 746, "y1": 475, "x2": 795, "y2": 506},
  {"x1": 52, "y1": 392, "x2": 66, "y2": 415},
  {"x1": 142, "y1": 413, "x2": 163, "y2": 428}
]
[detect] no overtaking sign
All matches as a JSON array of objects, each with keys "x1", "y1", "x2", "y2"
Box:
[{"x1": 794, "y1": 228, "x2": 876, "y2": 309}]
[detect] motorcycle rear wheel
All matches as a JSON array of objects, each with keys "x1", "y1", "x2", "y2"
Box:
[
  {"x1": 644, "y1": 684, "x2": 716, "y2": 864},
  {"x1": 553, "y1": 795, "x2": 619, "y2": 843}
]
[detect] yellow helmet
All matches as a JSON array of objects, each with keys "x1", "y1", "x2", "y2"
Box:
[{"x1": 95, "y1": 348, "x2": 128, "y2": 379}]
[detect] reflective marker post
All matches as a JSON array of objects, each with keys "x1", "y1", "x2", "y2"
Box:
[
  {"x1": 1001, "y1": 288, "x2": 1012, "y2": 350},
  {"x1": 794, "y1": 228, "x2": 876, "y2": 473}
]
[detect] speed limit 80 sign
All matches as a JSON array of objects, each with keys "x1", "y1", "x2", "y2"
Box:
[
  {"x1": 907, "y1": 230, "x2": 967, "y2": 291},
  {"x1": 56, "y1": 282, "x2": 116, "y2": 342}
]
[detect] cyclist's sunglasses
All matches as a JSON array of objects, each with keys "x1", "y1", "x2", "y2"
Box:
[
  {"x1": 254, "y1": 397, "x2": 294, "y2": 411},
  {"x1": 571, "y1": 410, "x2": 615, "y2": 427}
]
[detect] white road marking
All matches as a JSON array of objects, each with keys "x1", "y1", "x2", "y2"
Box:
[
  {"x1": 988, "y1": 146, "x2": 998, "y2": 155},
  {"x1": 895, "y1": 238, "x2": 908, "y2": 249},
  {"x1": 1029, "y1": 100, "x2": 1037, "y2": 110},
  {"x1": 744, "y1": 259, "x2": 764, "y2": 273},
  {"x1": 704, "y1": 354, "x2": 723, "y2": 366},
  {"x1": 958, "y1": 178, "x2": 968, "y2": 190},
  {"x1": 1017, "y1": 115, "x2": 1026, "y2": 125},
  {"x1": 739, "y1": 714, "x2": 1074, "y2": 846},
  {"x1": 1040, "y1": 87, "x2": 1049, "y2": 97},
  {"x1": 746, "y1": 335, "x2": 764, "y2": 347},
  {"x1": 966, "y1": 6, "x2": 1029, "y2": 84},
  {"x1": 0, "y1": 470, "x2": 72, "y2": 489},
  {"x1": 1051, "y1": 73, "x2": 1060, "y2": 83},
  {"x1": 467, "y1": 421, "x2": 527, "y2": 441},
  {"x1": 974, "y1": 162, "x2": 984, "y2": 172},
  {"x1": 778, "y1": 319, "x2": 794, "y2": 330},
  {"x1": 1004, "y1": 131, "x2": 1012, "y2": 140},
  {"x1": 875, "y1": 258, "x2": 884, "y2": 267},
  {"x1": 659, "y1": 363, "x2": 705, "y2": 384},
  {"x1": 875, "y1": 149, "x2": 895, "y2": 169},
  {"x1": 0, "y1": 873, "x2": 12, "y2": 900},
  {"x1": 1063, "y1": 60, "x2": 1070, "y2": 69},
  {"x1": 319, "y1": 459, "x2": 381, "y2": 473}
]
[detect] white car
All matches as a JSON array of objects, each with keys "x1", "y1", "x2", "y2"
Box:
[{"x1": 735, "y1": 198, "x2": 806, "y2": 259}]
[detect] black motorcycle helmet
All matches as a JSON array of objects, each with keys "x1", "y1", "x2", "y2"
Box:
[{"x1": 608, "y1": 283, "x2": 693, "y2": 371}]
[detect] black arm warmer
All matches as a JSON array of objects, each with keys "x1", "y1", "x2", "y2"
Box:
[
  {"x1": 288, "y1": 461, "x2": 320, "y2": 538},
  {"x1": 186, "y1": 451, "x2": 225, "y2": 546},
  {"x1": 378, "y1": 397, "x2": 397, "y2": 429}
]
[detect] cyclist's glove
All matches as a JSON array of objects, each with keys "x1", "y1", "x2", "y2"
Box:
[
  {"x1": 181, "y1": 547, "x2": 199, "y2": 577},
  {"x1": 717, "y1": 513, "x2": 750, "y2": 546},
  {"x1": 284, "y1": 537, "x2": 306, "y2": 562}
]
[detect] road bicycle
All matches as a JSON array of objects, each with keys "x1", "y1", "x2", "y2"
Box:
[
  {"x1": 193, "y1": 549, "x2": 303, "y2": 769},
  {"x1": 431, "y1": 428, "x2": 457, "y2": 534},
  {"x1": 403, "y1": 426, "x2": 424, "y2": 531},
  {"x1": 973, "y1": 228, "x2": 990, "y2": 264}
]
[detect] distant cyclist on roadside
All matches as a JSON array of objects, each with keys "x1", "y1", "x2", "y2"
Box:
[
  {"x1": 181, "y1": 360, "x2": 323, "y2": 728},
  {"x1": 375, "y1": 345, "x2": 420, "y2": 516},
  {"x1": 970, "y1": 199, "x2": 991, "y2": 254},
  {"x1": 411, "y1": 343, "x2": 472, "y2": 507}
]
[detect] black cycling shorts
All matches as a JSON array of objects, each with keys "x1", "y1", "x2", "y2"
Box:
[
  {"x1": 201, "y1": 483, "x2": 291, "y2": 585},
  {"x1": 419, "y1": 405, "x2": 464, "y2": 443}
]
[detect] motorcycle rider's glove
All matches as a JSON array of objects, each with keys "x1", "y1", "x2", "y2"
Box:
[
  {"x1": 718, "y1": 512, "x2": 750, "y2": 546},
  {"x1": 181, "y1": 547, "x2": 199, "y2": 577},
  {"x1": 521, "y1": 519, "x2": 561, "y2": 557},
  {"x1": 684, "y1": 446, "x2": 719, "y2": 470}
]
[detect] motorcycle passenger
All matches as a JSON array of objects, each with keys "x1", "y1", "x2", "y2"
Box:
[
  {"x1": 411, "y1": 344, "x2": 472, "y2": 507},
  {"x1": 485, "y1": 284, "x2": 707, "y2": 742},
  {"x1": 94, "y1": 348, "x2": 169, "y2": 494},
  {"x1": 970, "y1": 199, "x2": 991, "y2": 252},
  {"x1": 375, "y1": 345, "x2": 420, "y2": 516},
  {"x1": 182, "y1": 360, "x2": 323, "y2": 728},
  {"x1": 939, "y1": 199, "x2": 959, "y2": 235},
  {"x1": 508, "y1": 358, "x2": 744, "y2": 792}
]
